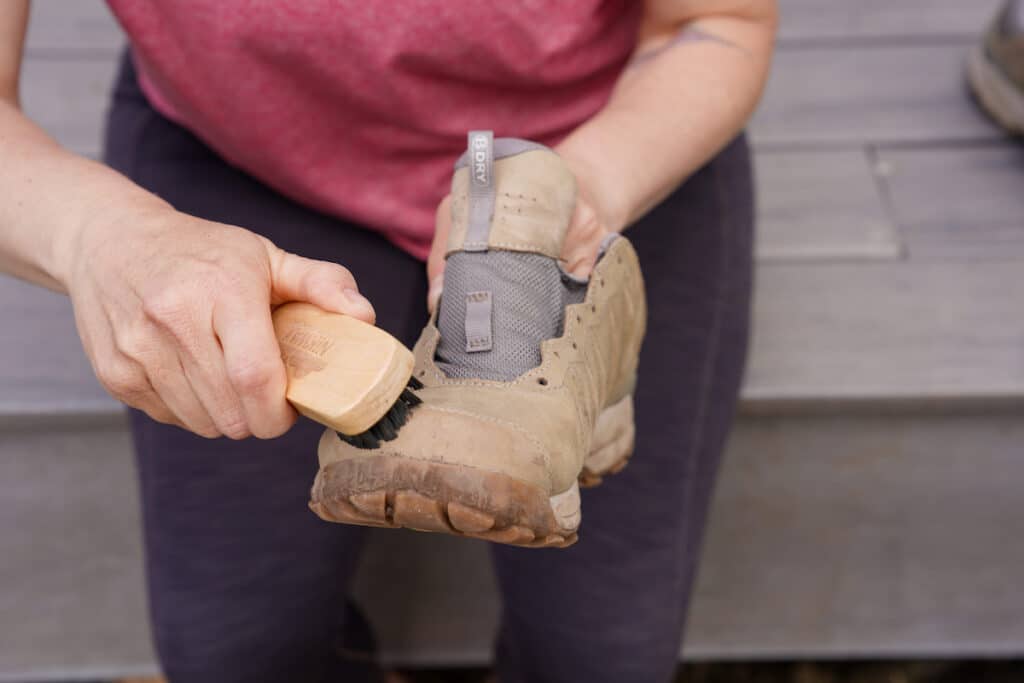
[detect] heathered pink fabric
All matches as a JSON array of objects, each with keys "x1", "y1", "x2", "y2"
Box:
[{"x1": 105, "y1": 1, "x2": 641, "y2": 260}]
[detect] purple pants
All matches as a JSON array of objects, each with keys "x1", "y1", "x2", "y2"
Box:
[{"x1": 105, "y1": 53, "x2": 753, "y2": 683}]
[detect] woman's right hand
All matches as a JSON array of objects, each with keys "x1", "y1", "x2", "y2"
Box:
[{"x1": 63, "y1": 202, "x2": 376, "y2": 439}]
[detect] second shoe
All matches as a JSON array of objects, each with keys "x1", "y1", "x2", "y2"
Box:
[{"x1": 968, "y1": 0, "x2": 1024, "y2": 134}]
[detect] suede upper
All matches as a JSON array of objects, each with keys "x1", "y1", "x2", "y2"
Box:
[
  {"x1": 319, "y1": 144, "x2": 646, "y2": 498},
  {"x1": 320, "y1": 235, "x2": 646, "y2": 496}
]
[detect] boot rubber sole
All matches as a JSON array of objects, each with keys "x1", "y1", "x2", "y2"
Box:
[
  {"x1": 967, "y1": 44, "x2": 1024, "y2": 135},
  {"x1": 310, "y1": 394, "x2": 635, "y2": 547}
]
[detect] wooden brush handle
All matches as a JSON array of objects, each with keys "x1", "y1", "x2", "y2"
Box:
[{"x1": 272, "y1": 302, "x2": 415, "y2": 435}]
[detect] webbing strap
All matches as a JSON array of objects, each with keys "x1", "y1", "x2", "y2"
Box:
[{"x1": 463, "y1": 130, "x2": 495, "y2": 252}]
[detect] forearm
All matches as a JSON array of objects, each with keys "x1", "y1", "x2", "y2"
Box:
[
  {"x1": 556, "y1": 1, "x2": 777, "y2": 230},
  {"x1": 0, "y1": 99, "x2": 169, "y2": 292}
]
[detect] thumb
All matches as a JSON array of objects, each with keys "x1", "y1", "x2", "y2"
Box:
[
  {"x1": 264, "y1": 240, "x2": 376, "y2": 324},
  {"x1": 426, "y1": 195, "x2": 453, "y2": 313}
]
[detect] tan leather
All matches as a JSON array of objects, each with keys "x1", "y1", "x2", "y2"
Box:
[
  {"x1": 446, "y1": 149, "x2": 577, "y2": 258},
  {"x1": 320, "y1": 144, "x2": 645, "y2": 497},
  {"x1": 319, "y1": 235, "x2": 646, "y2": 496}
]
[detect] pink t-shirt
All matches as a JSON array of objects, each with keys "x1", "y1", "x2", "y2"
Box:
[{"x1": 106, "y1": 1, "x2": 641, "y2": 260}]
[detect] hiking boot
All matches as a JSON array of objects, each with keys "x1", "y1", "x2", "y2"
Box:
[
  {"x1": 310, "y1": 133, "x2": 646, "y2": 547},
  {"x1": 968, "y1": 0, "x2": 1024, "y2": 134}
]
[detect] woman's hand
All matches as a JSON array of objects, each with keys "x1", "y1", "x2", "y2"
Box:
[
  {"x1": 64, "y1": 204, "x2": 376, "y2": 439},
  {"x1": 425, "y1": 168, "x2": 619, "y2": 312}
]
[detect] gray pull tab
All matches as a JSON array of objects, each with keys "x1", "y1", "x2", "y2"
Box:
[
  {"x1": 464, "y1": 130, "x2": 495, "y2": 252},
  {"x1": 464, "y1": 290, "x2": 493, "y2": 352}
]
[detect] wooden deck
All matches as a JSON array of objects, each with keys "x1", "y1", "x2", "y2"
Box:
[{"x1": 3, "y1": 0, "x2": 1024, "y2": 678}]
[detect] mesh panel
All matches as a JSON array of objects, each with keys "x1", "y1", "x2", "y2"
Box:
[{"x1": 436, "y1": 251, "x2": 586, "y2": 381}]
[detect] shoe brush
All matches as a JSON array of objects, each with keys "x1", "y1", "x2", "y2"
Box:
[{"x1": 272, "y1": 302, "x2": 423, "y2": 449}]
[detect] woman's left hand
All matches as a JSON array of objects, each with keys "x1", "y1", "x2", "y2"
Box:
[{"x1": 426, "y1": 174, "x2": 618, "y2": 313}]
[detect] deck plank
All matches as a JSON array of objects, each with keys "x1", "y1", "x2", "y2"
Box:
[
  {"x1": 25, "y1": 0, "x2": 123, "y2": 53},
  {"x1": 879, "y1": 144, "x2": 1024, "y2": 229},
  {"x1": 754, "y1": 149, "x2": 901, "y2": 262},
  {"x1": 0, "y1": 276, "x2": 115, "y2": 417},
  {"x1": 778, "y1": 0, "x2": 1002, "y2": 41},
  {"x1": 0, "y1": 425, "x2": 154, "y2": 679},
  {"x1": 20, "y1": 55, "x2": 119, "y2": 158},
  {"x1": 752, "y1": 44, "x2": 1002, "y2": 145},
  {"x1": 686, "y1": 412, "x2": 1024, "y2": 658},
  {"x1": 900, "y1": 222, "x2": 1024, "y2": 263},
  {"x1": 746, "y1": 259, "x2": 1024, "y2": 402},
  {"x1": 880, "y1": 144, "x2": 1024, "y2": 262}
]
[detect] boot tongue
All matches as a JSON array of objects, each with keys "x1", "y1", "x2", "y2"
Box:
[{"x1": 434, "y1": 132, "x2": 586, "y2": 382}]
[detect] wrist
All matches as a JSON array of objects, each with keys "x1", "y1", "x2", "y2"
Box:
[
  {"x1": 56, "y1": 191, "x2": 173, "y2": 288},
  {"x1": 555, "y1": 134, "x2": 632, "y2": 233}
]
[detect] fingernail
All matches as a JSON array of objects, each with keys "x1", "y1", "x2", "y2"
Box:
[
  {"x1": 426, "y1": 275, "x2": 444, "y2": 313},
  {"x1": 343, "y1": 288, "x2": 375, "y2": 317}
]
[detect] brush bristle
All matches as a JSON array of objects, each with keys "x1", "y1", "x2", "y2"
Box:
[{"x1": 336, "y1": 377, "x2": 423, "y2": 450}]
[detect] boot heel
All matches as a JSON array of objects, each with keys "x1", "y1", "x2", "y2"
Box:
[{"x1": 580, "y1": 393, "x2": 635, "y2": 487}]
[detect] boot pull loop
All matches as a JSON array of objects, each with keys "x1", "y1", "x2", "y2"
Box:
[{"x1": 464, "y1": 130, "x2": 495, "y2": 252}]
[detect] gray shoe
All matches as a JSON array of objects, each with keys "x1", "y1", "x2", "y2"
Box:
[{"x1": 968, "y1": 0, "x2": 1024, "y2": 134}]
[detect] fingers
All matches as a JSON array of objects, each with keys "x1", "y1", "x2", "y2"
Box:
[
  {"x1": 213, "y1": 296, "x2": 297, "y2": 439},
  {"x1": 427, "y1": 273, "x2": 444, "y2": 314},
  {"x1": 69, "y1": 217, "x2": 331, "y2": 441},
  {"x1": 560, "y1": 198, "x2": 611, "y2": 279},
  {"x1": 133, "y1": 288, "x2": 233, "y2": 437},
  {"x1": 174, "y1": 321, "x2": 254, "y2": 440},
  {"x1": 142, "y1": 293, "x2": 292, "y2": 440},
  {"x1": 94, "y1": 351, "x2": 181, "y2": 428},
  {"x1": 266, "y1": 242, "x2": 376, "y2": 324},
  {"x1": 106, "y1": 301, "x2": 291, "y2": 440},
  {"x1": 146, "y1": 348, "x2": 221, "y2": 438},
  {"x1": 80, "y1": 305, "x2": 184, "y2": 428}
]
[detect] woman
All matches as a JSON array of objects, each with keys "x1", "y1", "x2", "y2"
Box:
[{"x1": 0, "y1": 1, "x2": 776, "y2": 681}]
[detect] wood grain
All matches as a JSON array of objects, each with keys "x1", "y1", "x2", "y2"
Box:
[{"x1": 273, "y1": 303, "x2": 415, "y2": 434}]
